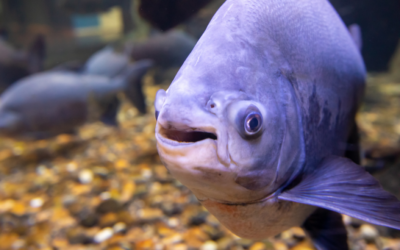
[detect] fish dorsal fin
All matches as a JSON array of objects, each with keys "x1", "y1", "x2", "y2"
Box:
[
  {"x1": 279, "y1": 156, "x2": 400, "y2": 230},
  {"x1": 348, "y1": 24, "x2": 362, "y2": 51}
]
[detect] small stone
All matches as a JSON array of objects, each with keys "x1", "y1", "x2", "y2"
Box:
[
  {"x1": 138, "y1": 208, "x2": 163, "y2": 221},
  {"x1": 201, "y1": 240, "x2": 218, "y2": 250},
  {"x1": 80, "y1": 214, "x2": 99, "y2": 228},
  {"x1": 182, "y1": 205, "x2": 208, "y2": 226},
  {"x1": 92, "y1": 166, "x2": 109, "y2": 177},
  {"x1": 67, "y1": 228, "x2": 92, "y2": 245},
  {"x1": 120, "y1": 182, "x2": 136, "y2": 203},
  {"x1": 291, "y1": 227, "x2": 306, "y2": 239},
  {"x1": 169, "y1": 243, "x2": 187, "y2": 250},
  {"x1": 62, "y1": 195, "x2": 77, "y2": 206},
  {"x1": 36, "y1": 165, "x2": 48, "y2": 175},
  {"x1": 99, "y1": 213, "x2": 118, "y2": 227},
  {"x1": 158, "y1": 225, "x2": 175, "y2": 237},
  {"x1": 361, "y1": 224, "x2": 379, "y2": 243},
  {"x1": 217, "y1": 237, "x2": 234, "y2": 250},
  {"x1": 201, "y1": 224, "x2": 223, "y2": 240},
  {"x1": 167, "y1": 217, "x2": 180, "y2": 228},
  {"x1": 273, "y1": 242, "x2": 288, "y2": 250},
  {"x1": 206, "y1": 214, "x2": 220, "y2": 227},
  {"x1": 290, "y1": 241, "x2": 314, "y2": 250},
  {"x1": 66, "y1": 162, "x2": 78, "y2": 172},
  {"x1": 100, "y1": 192, "x2": 112, "y2": 200},
  {"x1": 135, "y1": 239, "x2": 154, "y2": 249},
  {"x1": 79, "y1": 169, "x2": 93, "y2": 184},
  {"x1": 342, "y1": 215, "x2": 352, "y2": 226},
  {"x1": 0, "y1": 199, "x2": 15, "y2": 213},
  {"x1": 96, "y1": 199, "x2": 121, "y2": 214},
  {"x1": 12, "y1": 239, "x2": 25, "y2": 249},
  {"x1": 161, "y1": 233, "x2": 183, "y2": 245},
  {"x1": 249, "y1": 242, "x2": 268, "y2": 250},
  {"x1": 94, "y1": 227, "x2": 114, "y2": 243},
  {"x1": 30, "y1": 198, "x2": 44, "y2": 208},
  {"x1": 141, "y1": 168, "x2": 152, "y2": 179},
  {"x1": 237, "y1": 238, "x2": 254, "y2": 248},
  {"x1": 161, "y1": 202, "x2": 182, "y2": 216},
  {"x1": 184, "y1": 227, "x2": 210, "y2": 248},
  {"x1": 113, "y1": 222, "x2": 127, "y2": 234}
]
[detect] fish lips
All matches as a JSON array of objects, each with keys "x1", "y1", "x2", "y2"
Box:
[{"x1": 155, "y1": 123, "x2": 272, "y2": 203}]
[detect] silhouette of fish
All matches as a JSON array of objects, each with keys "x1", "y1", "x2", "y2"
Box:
[
  {"x1": 126, "y1": 30, "x2": 196, "y2": 69},
  {"x1": 154, "y1": 0, "x2": 400, "y2": 249},
  {"x1": 0, "y1": 35, "x2": 46, "y2": 93},
  {"x1": 139, "y1": 0, "x2": 212, "y2": 31},
  {"x1": 0, "y1": 60, "x2": 152, "y2": 140}
]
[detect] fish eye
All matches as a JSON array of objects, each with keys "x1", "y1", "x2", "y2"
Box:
[{"x1": 244, "y1": 112, "x2": 262, "y2": 134}]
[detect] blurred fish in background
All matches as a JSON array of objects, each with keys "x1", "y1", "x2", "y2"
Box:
[
  {"x1": 0, "y1": 59, "x2": 152, "y2": 140},
  {"x1": 0, "y1": 34, "x2": 46, "y2": 93}
]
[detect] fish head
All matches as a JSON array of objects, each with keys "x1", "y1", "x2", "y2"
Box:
[
  {"x1": 155, "y1": 0, "x2": 306, "y2": 205},
  {"x1": 155, "y1": 77, "x2": 288, "y2": 204}
]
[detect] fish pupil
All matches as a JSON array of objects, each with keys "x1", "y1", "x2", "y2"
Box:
[
  {"x1": 249, "y1": 117, "x2": 259, "y2": 130},
  {"x1": 245, "y1": 112, "x2": 262, "y2": 133}
]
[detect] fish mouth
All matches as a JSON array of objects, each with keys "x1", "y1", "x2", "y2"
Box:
[{"x1": 158, "y1": 126, "x2": 218, "y2": 145}]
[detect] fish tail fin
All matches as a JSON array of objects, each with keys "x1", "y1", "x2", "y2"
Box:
[
  {"x1": 348, "y1": 24, "x2": 362, "y2": 51},
  {"x1": 27, "y1": 34, "x2": 46, "y2": 73},
  {"x1": 113, "y1": 59, "x2": 153, "y2": 114}
]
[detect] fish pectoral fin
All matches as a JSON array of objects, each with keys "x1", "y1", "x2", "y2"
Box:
[
  {"x1": 279, "y1": 155, "x2": 400, "y2": 230},
  {"x1": 302, "y1": 208, "x2": 348, "y2": 250}
]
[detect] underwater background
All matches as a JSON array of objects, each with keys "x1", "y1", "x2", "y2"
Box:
[{"x1": 0, "y1": 0, "x2": 399, "y2": 249}]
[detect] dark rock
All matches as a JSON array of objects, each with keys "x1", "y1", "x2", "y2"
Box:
[
  {"x1": 80, "y1": 213, "x2": 99, "y2": 228},
  {"x1": 96, "y1": 199, "x2": 121, "y2": 214}
]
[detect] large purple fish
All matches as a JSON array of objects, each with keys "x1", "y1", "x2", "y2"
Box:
[{"x1": 154, "y1": 0, "x2": 400, "y2": 249}]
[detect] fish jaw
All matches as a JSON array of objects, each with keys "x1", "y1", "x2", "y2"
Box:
[{"x1": 201, "y1": 198, "x2": 316, "y2": 239}]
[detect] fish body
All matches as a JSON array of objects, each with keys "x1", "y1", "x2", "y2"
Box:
[
  {"x1": 0, "y1": 60, "x2": 151, "y2": 140},
  {"x1": 84, "y1": 46, "x2": 130, "y2": 78},
  {"x1": 155, "y1": 0, "x2": 400, "y2": 248}
]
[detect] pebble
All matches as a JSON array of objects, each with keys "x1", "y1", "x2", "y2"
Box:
[
  {"x1": 291, "y1": 227, "x2": 306, "y2": 239},
  {"x1": 66, "y1": 162, "x2": 78, "y2": 172},
  {"x1": 167, "y1": 217, "x2": 180, "y2": 228},
  {"x1": 138, "y1": 208, "x2": 164, "y2": 221},
  {"x1": 30, "y1": 198, "x2": 44, "y2": 208},
  {"x1": 99, "y1": 213, "x2": 118, "y2": 227},
  {"x1": 217, "y1": 237, "x2": 235, "y2": 249},
  {"x1": 161, "y1": 233, "x2": 183, "y2": 245},
  {"x1": 141, "y1": 168, "x2": 153, "y2": 179},
  {"x1": 170, "y1": 244, "x2": 188, "y2": 250},
  {"x1": 79, "y1": 169, "x2": 94, "y2": 184},
  {"x1": 249, "y1": 242, "x2": 268, "y2": 250},
  {"x1": 361, "y1": 224, "x2": 379, "y2": 242},
  {"x1": 273, "y1": 242, "x2": 289, "y2": 250},
  {"x1": 201, "y1": 240, "x2": 218, "y2": 250},
  {"x1": 94, "y1": 227, "x2": 114, "y2": 243},
  {"x1": 96, "y1": 199, "x2": 121, "y2": 214},
  {"x1": 100, "y1": 192, "x2": 112, "y2": 200}
]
